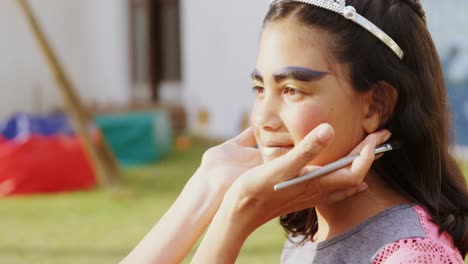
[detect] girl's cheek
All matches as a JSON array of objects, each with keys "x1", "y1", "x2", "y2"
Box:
[
  {"x1": 250, "y1": 104, "x2": 261, "y2": 141},
  {"x1": 249, "y1": 105, "x2": 257, "y2": 128},
  {"x1": 287, "y1": 104, "x2": 328, "y2": 140}
]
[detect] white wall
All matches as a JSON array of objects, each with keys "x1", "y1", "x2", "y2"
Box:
[
  {"x1": 1, "y1": 0, "x2": 465, "y2": 142},
  {"x1": 0, "y1": 0, "x2": 131, "y2": 120},
  {"x1": 423, "y1": 0, "x2": 468, "y2": 56},
  {"x1": 180, "y1": 0, "x2": 268, "y2": 139},
  {"x1": 423, "y1": 0, "x2": 468, "y2": 83},
  {"x1": 1, "y1": 0, "x2": 269, "y2": 139}
]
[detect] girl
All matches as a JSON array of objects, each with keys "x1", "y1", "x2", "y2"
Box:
[{"x1": 123, "y1": 0, "x2": 468, "y2": 263}]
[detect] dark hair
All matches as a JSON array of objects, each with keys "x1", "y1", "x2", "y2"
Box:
[{"x1": 264, "y1": 0, "x2": 468, "y2": 256}]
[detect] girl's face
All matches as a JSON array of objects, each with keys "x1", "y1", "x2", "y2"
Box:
[{"x1": 251, "y1": 18, "x2": 372, "y2": 165}]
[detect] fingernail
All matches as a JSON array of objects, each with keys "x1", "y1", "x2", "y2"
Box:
[
  {"x1": 357, "y1": 182, "x2": 368, "y2": 192},
  {"x1": 383, "y1": 131, "x2": 392, "y2": 142},
  {"x1": 317, "y1": 124, "x2": 333, "y2": 143}
]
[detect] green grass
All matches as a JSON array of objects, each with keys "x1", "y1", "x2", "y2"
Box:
[
  {"x1": 461, "y1": 161, "x2": 468, "y2": 264},
  {"x1": 0, "y1": 138, "x2": 284, "y2": 264},
  {"x1": 0, "y1": 139, "x2": 466, "y2": 264}
]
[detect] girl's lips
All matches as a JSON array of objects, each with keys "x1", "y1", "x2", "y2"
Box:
[{"x1": 261, "y1": 145, "x2": 294, "y2": 156}]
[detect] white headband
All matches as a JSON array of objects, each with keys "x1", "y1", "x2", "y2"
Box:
[{"x1": 270, "y1": 0, "x2": 405, "y2": 60}]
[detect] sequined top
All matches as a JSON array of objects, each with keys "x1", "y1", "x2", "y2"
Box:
[{"x1": 280, "y1": 204, "x2": 464, "y2": 263}]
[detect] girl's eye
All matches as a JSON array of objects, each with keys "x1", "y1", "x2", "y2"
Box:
[
  {"x1": 252, "y1": 85, "x2": 264, "y2": 95},
  {"x1": 283, "y1": 86, "x2": 303, "y2": 97}
]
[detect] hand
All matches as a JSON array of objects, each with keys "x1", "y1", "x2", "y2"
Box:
[
  {"x1": 224, "y1": 124, "x2": 392, "y2": 230},
  {"x1": 192, "y1": 127, "x2": 262, "y2": 195},
  {"x1": 191, "y1": 124, "x2": 392, "y2": 263},
  {"x1": 121, "y1": 128, "x2": 262, "y2": 264}
]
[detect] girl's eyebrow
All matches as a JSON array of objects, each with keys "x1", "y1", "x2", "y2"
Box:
[
  {"x1": 250, "y1": 67, "x2": 328, "y2": 83},
  {"x1": 272, "y1": 66, "x2": 328, "y2": 83},
  {"x1": 250, "y1": 69, "x2": 264, "y2": 82}
]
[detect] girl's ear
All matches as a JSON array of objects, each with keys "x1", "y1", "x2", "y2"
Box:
[{"x1": 362, "y1": 81, "x2": 398, "y2": 134}]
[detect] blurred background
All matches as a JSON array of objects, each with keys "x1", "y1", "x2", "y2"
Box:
[{"x1": 0, "y1": 0, "x2": 466, "y2": 263}]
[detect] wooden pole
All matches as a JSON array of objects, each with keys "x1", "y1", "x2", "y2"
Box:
[{"x1": 16, "y1": 0, "x2": 120, "y2": 187}]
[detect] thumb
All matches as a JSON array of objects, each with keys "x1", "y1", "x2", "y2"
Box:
[
  {"x1": 226, "y1": 127, "x2": 257, "y2": 147},
  {"x1": 272, "y1": 123, "x2": 334, "y2": 176}
]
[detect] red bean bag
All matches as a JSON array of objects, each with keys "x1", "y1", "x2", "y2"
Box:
[{"x1": 0, "y1": 135, "x2": 96, "y2": 196}]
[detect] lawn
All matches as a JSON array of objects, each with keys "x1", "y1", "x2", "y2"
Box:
[
  {"x1": 0, "y1": 139, "x2": 466, "y2": 264},
  {"x1": 0, "y1": 138, "x2": 285, "y2": 264}
]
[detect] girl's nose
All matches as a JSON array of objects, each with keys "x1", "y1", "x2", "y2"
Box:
[{"x1": 253, "y1": 101, "x2": 282, "y2": 131}]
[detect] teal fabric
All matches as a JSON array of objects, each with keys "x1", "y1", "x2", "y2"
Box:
[{"x1": 94, "y1": 111, "x2": 172, "y2": 166}]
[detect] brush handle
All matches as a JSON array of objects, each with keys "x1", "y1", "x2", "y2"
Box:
[{"x1": 273, "y1": 143, "x2": 394, "y2": 191}]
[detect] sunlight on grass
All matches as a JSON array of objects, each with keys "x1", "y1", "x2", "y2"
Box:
[
  {"x1": 0, "y1": 138, "x2": 466, "y2": 263},
  {"x1": 0, "y1": 137, "x2": 213, "y2": 264},
  {"x1": 0, "y1": 137, "x2": 287, "y2": 264},
  {"x1": 462, "y1": 161, "x2": 468, "y2": 181}
]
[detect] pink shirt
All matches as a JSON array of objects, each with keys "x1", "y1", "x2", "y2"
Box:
[
  {"x1": 372, "y1": 205, "x2": 463, "y2": 263},
  {"x1": 281, "y1": 204, "x2": 464, "y2": 263}
]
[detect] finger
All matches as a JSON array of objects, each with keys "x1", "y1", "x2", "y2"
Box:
[
  {"x1": 227, "y1": 127, "x2": 257, "y2": 147},
  {"x1": 375, "y1": 153, "x2": 384, "y2": 160},
  {"x1": 348, "y1": 129, "x2": 391, "y2": 155},
  {"x1": 271, "y1": 123, "x2": 334, "y2": 176},
  {"x1": 347, "y1": 134, "x2": 377, "y2": 184},
  {"x1": 316, "y1": 134, "x2": 376, "y2": 190},
  {"x1": 297, "y1": 165, "x2": 320, "y2": 176}
]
